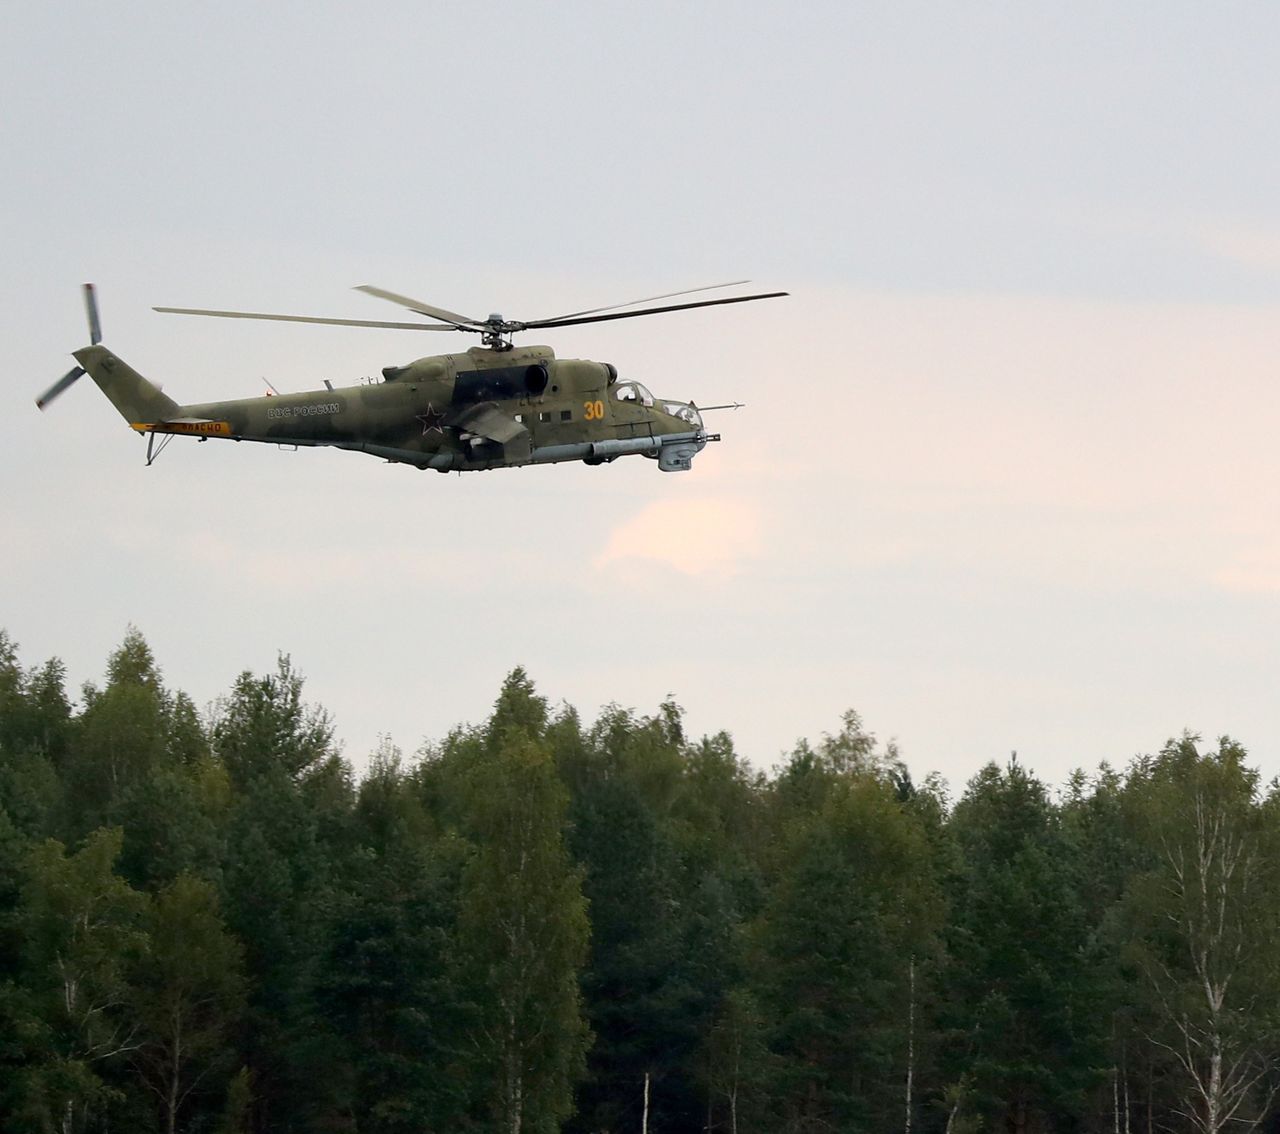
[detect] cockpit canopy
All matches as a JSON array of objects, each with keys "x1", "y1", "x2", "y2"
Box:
[
  {"x1": 612, "y1": 380, "x2": 703, "y2": 428},
  {"x1": 612, "y1": 380, "x2": 655, "y2": 407}
]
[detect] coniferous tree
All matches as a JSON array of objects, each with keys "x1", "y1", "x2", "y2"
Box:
[
  {"x1": 454, "y1": 670, "x2": 590, "y2": 1134},
  {"x1": 320, "y1": 739, "x2": 472, "y2": 1133},
  {"x1": 213, "y1": 655, "x2": 349, "y2": 1134},
  {"x1": 943, "y1": 759, "x2": 1106, "y2": 1133},
  {"x1": 561, "y1": 702, "x2": 723, "y2": 1134},
  {"x1": 754, "y1": 770, "x2": 943, "y2": 1133},
  {"x1": 1060, "y1": 762, "x2": 1152, "y2": 1132},
  {"x1": 0, "y1": 635, "x2": 71, "y2": 843}
]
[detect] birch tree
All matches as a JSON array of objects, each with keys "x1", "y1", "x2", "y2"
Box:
[
  {"x1": 702, "y1": 988, "x2": 766, "y2": 1134},
  {"x1": 19, "y1": 827, "x2": 147, "y2": 1134},
  {"x1": 1126, "y1": 736, "x2": 1280, "y2": 1133},
  {"x1": 128, "y1": 873, "x2": 245, "y2": 1134}
]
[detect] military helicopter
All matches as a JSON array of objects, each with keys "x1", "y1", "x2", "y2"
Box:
[{"x1": 37, "y1": 281, "x2": 786, "y2": 474}]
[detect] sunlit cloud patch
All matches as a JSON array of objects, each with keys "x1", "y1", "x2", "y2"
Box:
[{"x1": 595, "y1": 498, "x2": 762, "y2": 578}]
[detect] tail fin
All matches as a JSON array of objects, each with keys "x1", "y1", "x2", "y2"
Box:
[{"x1": 72, "y1": 345, "x2": 180, "y2": 427}]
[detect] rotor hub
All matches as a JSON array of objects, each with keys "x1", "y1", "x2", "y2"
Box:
[{"x1": 481, "y1": 313, "x2": 523, "y2": 351}]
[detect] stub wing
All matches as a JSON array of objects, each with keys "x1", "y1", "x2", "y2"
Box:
[
  {"x1": 449, "y1": 403, "x2": 528, "y2": 445},
  {"x1": 448, "y1": 402, "x2": 531, "y2": 464}
]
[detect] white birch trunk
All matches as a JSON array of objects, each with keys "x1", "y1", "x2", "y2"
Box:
[
  {"x1": 1147, "y1": 779, "x2": 1277, "y2": 1133},
  {"x1": 905, "y1": 954, "x2": 916, "y2": 1134}
]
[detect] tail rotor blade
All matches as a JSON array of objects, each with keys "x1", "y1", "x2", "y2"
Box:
[
  {"x1": 36, "y1": 366, "x2": 86, "y2": 411},
  {"x1": 83, "y1": 283, "x2": 102, "y2": 345}
]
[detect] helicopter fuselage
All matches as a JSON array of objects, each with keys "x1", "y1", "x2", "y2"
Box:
[{"x1": 73, "y1": 343, "x2": 714, "y2": 473}]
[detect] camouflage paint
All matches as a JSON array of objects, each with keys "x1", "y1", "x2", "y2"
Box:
[{"x1": 72, "y1": 342, "x2": 713, "y2": 473}]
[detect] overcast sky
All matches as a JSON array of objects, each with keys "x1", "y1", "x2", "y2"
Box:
[{"x1": 5, "y1": 2, "x2": 1280, "y2": 793}]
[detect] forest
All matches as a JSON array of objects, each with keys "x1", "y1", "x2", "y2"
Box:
[{"x1": 1, "y1": 628, "x2": 1278, "y2": 1134}]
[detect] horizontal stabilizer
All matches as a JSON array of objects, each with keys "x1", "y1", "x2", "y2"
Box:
[{"x1": 131, "y1": 417, "x2": 232, "y2": 438}]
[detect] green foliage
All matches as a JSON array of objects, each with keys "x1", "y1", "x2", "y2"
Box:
[
  {"x1": 320, "y1": 739, "x2": 472, "y2": 1133},
  {"x1": 129, "y1": 873, "x2": 246, "y2": 1134},
  {"x1": 754, "y1": 772, "x2": 944, "y2": 1132},
  {"x1": 0, "y1": 635, "x2": 70, "y2": 841},
  {"x1": 0, "y1": 633, "x2": 72, "y2": 774},
  {"x1": 16, "y1": 827, "x2": 148, "y2": 1133},
  {"x1": 944, "y1": 759, "x2": 1108, "y2": 1132},
  {"x1": 1118, "y1": 736, "x2": 1280, "y2": 1132},
  {"x1": 69, "y1": 630, "x2": 170, "y2": 833},
  {"x1": 457, "y1": 679, "x2": 590, "y2": 1134},
  {"x1": 216, "y1": 1066, "x2": 253, "y2": 1134},
  {"x1": 212, "y1": 654, "x2": 334, "y2": 788},
  {"x1": 4, "y1": 630, "x2": 1280, "y2": 1134},
  {"x1": 561, "y1": 701, "x2": 753, "y2": 1134}
]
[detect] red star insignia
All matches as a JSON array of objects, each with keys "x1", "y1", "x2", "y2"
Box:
[{"x1": 416, "y1": 404, "x2": 447, "y2": 436}]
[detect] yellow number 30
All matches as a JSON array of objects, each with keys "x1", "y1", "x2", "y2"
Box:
[{"x1": 583, "y1": 400, "x2": 605, "y2": 420}]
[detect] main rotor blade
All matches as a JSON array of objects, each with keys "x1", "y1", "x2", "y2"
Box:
[
  {"x1": 83, "y1": 283, "x2": 102, "y2": 345},
  {"x1": 153, "y1": 306, "x2": 462, "y2": 331},
  {"x1": 524, "y1": 290, "x2": 789, "y2": 330},
  {"x1": 354, "y1": 285, "x2": 480, "y2": 328},
  {"x1": 36, "y1": 366, "x2": 85, "y2": 411},
  {"x1": 530, "y1": 280, "x2": 751, "y2": 325}
]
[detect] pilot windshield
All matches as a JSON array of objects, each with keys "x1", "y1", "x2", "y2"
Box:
[{"x1": 663, "y1": 401, "x2": 703, "y2": 428}]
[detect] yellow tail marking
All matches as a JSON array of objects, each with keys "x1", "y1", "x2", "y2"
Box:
[{"x1": 131, "y1": 421, "x2": 232, "y2": 437}]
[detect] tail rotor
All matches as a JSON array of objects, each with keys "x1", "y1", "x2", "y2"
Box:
[
  {"x1": 36, "y1": 284, "x2": 101, "y2": 411},
  {"x1": 83, "y1": 282, "x2": 101, "y2": 347}
]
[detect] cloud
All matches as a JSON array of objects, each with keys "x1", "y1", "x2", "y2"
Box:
[
  {"x1": 594, "y1": 497, "x2": 762, "y2": 578},
  {"x1": 1213, "y1": 546, "x2": 1280, "y2": 594},
  {"x1": 1193, "y1": 221, "x2": 1280, "y2": 271}
]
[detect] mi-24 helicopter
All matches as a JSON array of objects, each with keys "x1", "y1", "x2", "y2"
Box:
[{"x1": 37, "y1": 281, "x2": 786, "y2": 474}]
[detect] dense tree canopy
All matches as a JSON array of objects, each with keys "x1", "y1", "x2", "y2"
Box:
[{"x1": 1, "y1": 628, "x2": 1278, "y2": 1133}]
